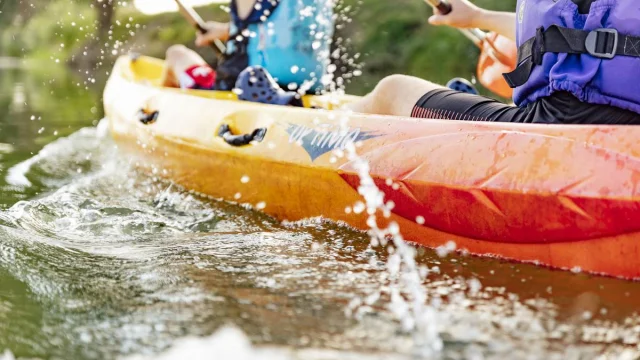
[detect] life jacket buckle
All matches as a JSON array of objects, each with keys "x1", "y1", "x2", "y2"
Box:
[{"x1": 585, "y1": 28, "x2": 618, "y2": 59}]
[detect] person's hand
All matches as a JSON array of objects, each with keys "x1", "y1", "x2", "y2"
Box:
[
  {"x1": 427, "y1": 0, "x2": 483, "y2": 29},
  {"x1": 195, "y1": 21, "x2": 230, "y2": 47}
]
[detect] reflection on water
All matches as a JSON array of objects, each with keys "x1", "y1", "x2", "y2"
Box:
[{"x1": 1, "y1": 67, "x2": 640, "y2": 360}]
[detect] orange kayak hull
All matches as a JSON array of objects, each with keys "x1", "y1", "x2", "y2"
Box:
[{"x1": 104, "y1": 56, "x2": 640, "y2": 279}]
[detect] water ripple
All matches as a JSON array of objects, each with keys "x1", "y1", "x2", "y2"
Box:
[{"x1": 1, "y1": 124, "x2": 640, "y2": 359}]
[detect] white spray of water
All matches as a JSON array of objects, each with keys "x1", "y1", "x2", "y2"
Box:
[
  {"x1": 300, "y1": 86, "x2": 445, "y2": 354},
  {"x1": 123, "y1": 326, "x2": 289, "y2": 360},
  {"x1": 285, "y1": 1, "x2": 450, "y2": 354},
  {"x1": 338, "y1": 134, "x2": 444, "y2": 355},
  {"x1": 123, "y1": 325, "x2": 410, "y2": 360}
]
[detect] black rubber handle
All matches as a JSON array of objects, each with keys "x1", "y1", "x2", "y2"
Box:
[
  {"x1": 137, "y1": 109, "x2": 159, "y2": 125},
  {"x1": 436, "y1": 0, "x2": 452, "y2": 15},
  {"x1": 195, "y1": 23, "x2": 207, "y2": 34},
  {"x1": 218, "y1": 124, "x2": 267, "y2": 146}
]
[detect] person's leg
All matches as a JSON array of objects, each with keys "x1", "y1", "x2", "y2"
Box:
[
  {"x1": 349, "y1": 75, "x2": 445, "y2": 116},
  {"x1": 162, "y1": 45, "x2": 212, "y2": 88},
  {"x1": 350, "y1": 74, "x2": 529, "y2": 122}
]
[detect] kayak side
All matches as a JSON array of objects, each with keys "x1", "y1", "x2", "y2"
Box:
[{"x1": 104, "y1": 56, "x2": 640, "y2": 278}]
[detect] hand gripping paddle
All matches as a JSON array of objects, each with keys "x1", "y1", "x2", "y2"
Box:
[
  {"x1": 173, "y1": 0, "x2": 227, "y2": 60},
  {"x1": 424, "y1": 0, "x2": 517, "y2": 98}
]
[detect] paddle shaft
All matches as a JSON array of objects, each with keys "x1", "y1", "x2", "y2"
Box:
[{"x1": 173, "y1": 0, "x2": 226, "y2": 56}]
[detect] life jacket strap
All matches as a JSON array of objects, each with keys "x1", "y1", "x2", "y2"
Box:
[
  {"x1": 230, "y1": 0, "x2": 281, "y2": 34},
  {"x1": 503, "y1": 25, "x2": 640, "y2": 88}
]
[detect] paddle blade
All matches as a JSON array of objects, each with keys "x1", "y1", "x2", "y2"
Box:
[{"x1": 477, "y1": 32, "x2": 517, "y2": 99}]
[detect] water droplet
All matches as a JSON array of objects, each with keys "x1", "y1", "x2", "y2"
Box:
[
  {"x1": 241, "y1": 176, "x2": 250, "y2": 183},
  {"x1": 388, "y1": 222, "x2": 399, "y2": 235},
  {"x1": 467, "y1": 278, "x2": 482, "y2": 295},
  {"x1": 436, "y1": 241, "x2": 457, "y2": 257},
  {"x1": 353, "y1": 201, "x2": 365, "y2": 214},
  {"x1": 600, "y1": 308, "x2": 608, "y2": 315},
  {"x1": 416, "y1": 216, "x2": 425, "y2": 225}
]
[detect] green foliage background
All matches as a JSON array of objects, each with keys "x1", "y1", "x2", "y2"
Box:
[{"x1": 0, "y1": 0, "x2": 517, "y2": 94}]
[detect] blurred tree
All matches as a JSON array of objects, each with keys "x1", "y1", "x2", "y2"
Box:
[
  {"x1": 338, "y1": 0, "x2": 518, "y2": 94},
  {"x1": 95, "y1": 0, "x2": 116, "y2": 43},
  {"x1": 68, "y1": 0, "x2": 117, "y2": 69},
  {"x1": 1, "y1": 0, "x2": 519, "y2": 92}
]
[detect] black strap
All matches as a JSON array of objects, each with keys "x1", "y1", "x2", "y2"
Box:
[
  {"x1": 230, "y1": 0, "x2": 281, "y2": 33},
  {"x1": 572, "y1": 0, "x2": 596, "y2": 14},
  {"x1": 503, "y1": 25, "x2": 640, "y2": 88}
]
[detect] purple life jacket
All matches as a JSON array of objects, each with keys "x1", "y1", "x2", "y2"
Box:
[{"x1": 505, "y1": 0, "x2": 640, "y2": 114}]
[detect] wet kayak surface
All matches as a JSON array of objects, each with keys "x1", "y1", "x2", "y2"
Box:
[{"x1": 1, "y1": 67, "x2": 640, "y2": 360}]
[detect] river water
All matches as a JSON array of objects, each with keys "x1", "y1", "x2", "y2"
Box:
[{"x1": 1, "y1": 66, "x2": 640, "y2": 360}]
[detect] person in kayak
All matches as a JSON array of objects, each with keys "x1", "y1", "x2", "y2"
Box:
[
  {"x1": 162, "y1": 0, "x2": 334, "y2": 100},
  {"x1": 350, "y1": 0, "x2": 640, "y2": 124}
]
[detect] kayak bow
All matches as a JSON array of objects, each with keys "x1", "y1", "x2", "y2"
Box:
[{"x1": 105, "y1": 55, "x2": 640, "y2": 279}]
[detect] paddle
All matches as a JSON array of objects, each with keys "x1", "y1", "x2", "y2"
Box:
[
  {"x1": 173, "y1": 0, "x2": 227, "y2": 60},
  {"x1": 425, "y1": 0, "x2": 517, "y2": 98}
]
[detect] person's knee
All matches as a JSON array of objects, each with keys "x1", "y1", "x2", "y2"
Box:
[
  {"x1": 367, "y1": 75, "x2": 412, "y2": 114},
  {"x1": 166, "y1": 44, "x2": 188, "y2": 62},
  {"x1": 368, "y1": 75, "x2": 440, "y2": 116},
  {"x1": 374, "y1": 75, "x2": 409, "y2": 95}
]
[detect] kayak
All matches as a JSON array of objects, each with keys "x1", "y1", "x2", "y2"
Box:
[{"x1": 104, "y1": 55, "x2": 640, "y2": 279}]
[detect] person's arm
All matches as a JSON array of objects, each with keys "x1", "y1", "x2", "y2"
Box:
[
  {"x1": 427, "y1": 0, "x2": 516, "y2": 41},
  {"x1": 195, "y1": 21, "x2": 231, "y2": 47}
]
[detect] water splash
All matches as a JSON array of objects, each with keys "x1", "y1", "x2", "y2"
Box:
[
  {"x1": 2, "y1": 121, "x2": 640, "y2": 359},
  {"x1": 123, "y1": 325, "x2": 416, "y2": 360},
  {"x1": 343, "y1": 141, "x2": 445, "y2": 356},
  {"x1": 124, "y1": 326, "x2": 288, "y2": 360},
  {"x1": 5, "y1": 120, "x2": 110, "y2": 188}
]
